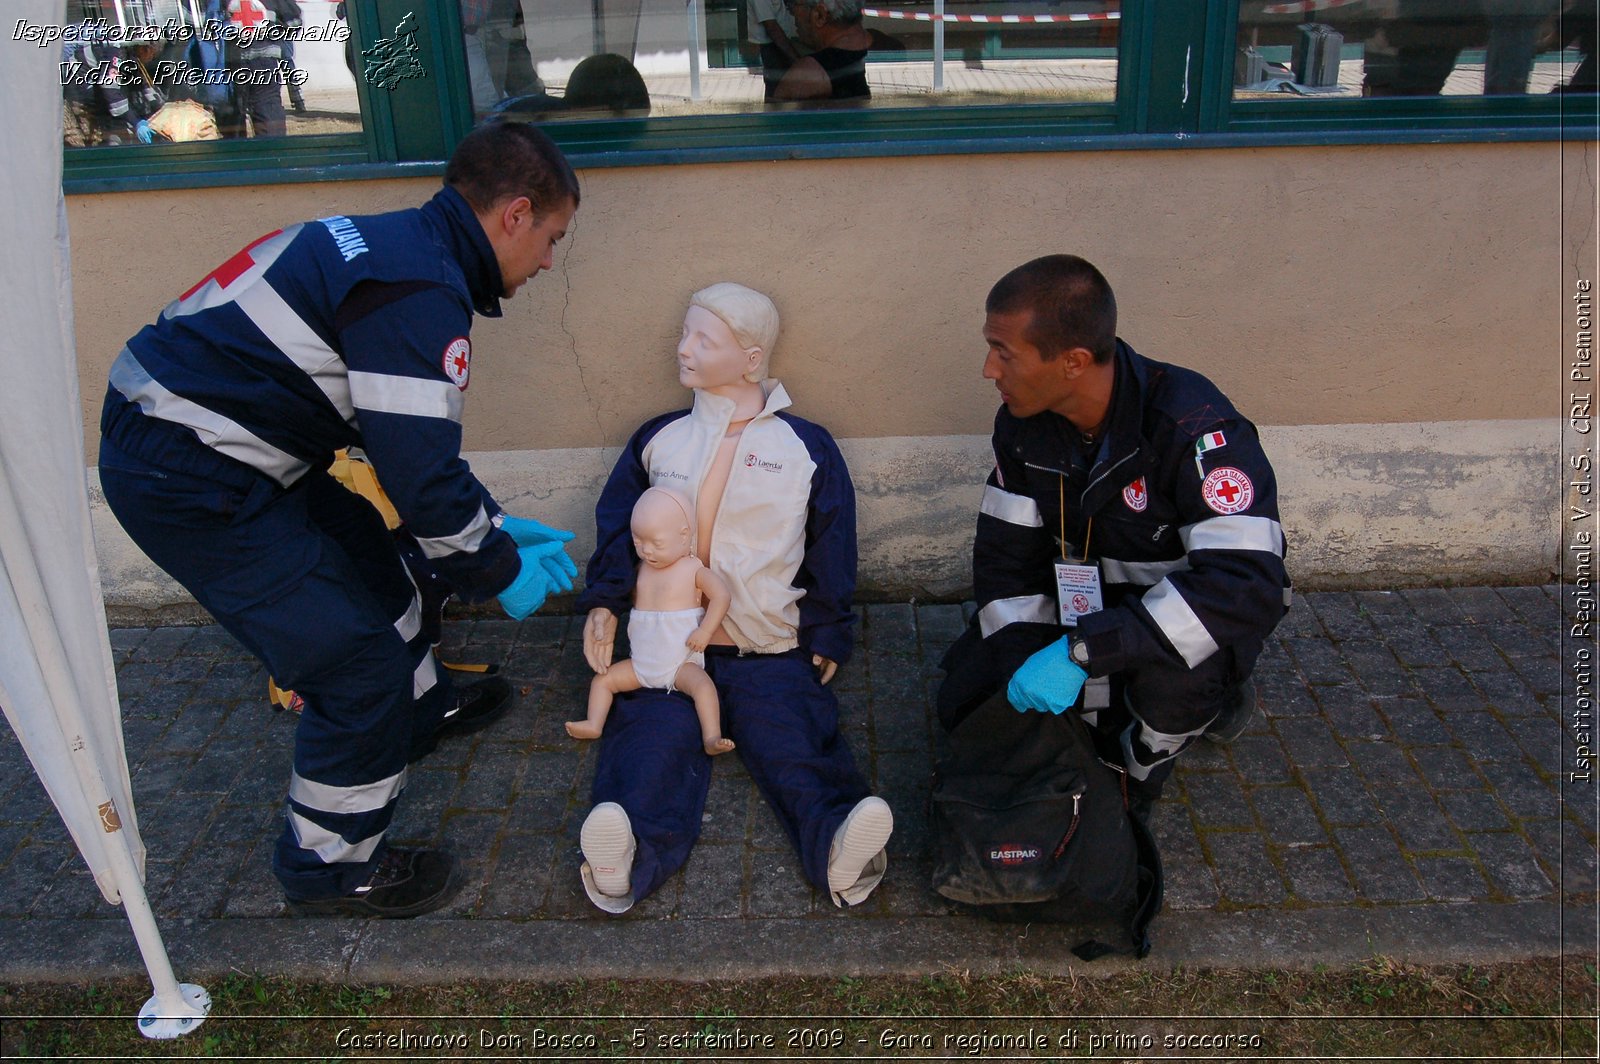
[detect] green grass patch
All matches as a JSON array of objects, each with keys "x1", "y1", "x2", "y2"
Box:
[{"x1": 2, "y1": 957, "x2": 1595, "y2": 1059}]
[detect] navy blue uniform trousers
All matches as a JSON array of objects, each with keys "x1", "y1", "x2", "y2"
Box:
[
  {"x1": 938, "y1": 622, "x2": 1258, "y2": 795},
  {"x1": 98, "y1": 431, "x2": 450, "y2": 900},
  {"x1": 592, "y1": 648, "x2": 869, "y2": 900}
]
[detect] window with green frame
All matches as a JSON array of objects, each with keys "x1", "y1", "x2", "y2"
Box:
[{"x1": 61, "y1": 0, "x2": 1597, "y2": 193}]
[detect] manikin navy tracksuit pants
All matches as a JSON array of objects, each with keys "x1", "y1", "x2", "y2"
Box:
[
  {"x1": 98, "y1": 431, "x2": 451, "y2": 901},
  {"x1": 591, "y1": 647, "x2": 871, "y2": 900}
]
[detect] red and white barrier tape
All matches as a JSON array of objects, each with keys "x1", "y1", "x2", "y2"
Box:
[{"x1": 861, "y1": 6, "x2": 1119, "y2": 23}]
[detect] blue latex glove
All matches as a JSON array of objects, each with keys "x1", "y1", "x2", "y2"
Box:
[
  {"x1": 497, "y1": 541, "x2": 571, "y2": 620},
  {"x1": 499, "y1": 514, "x2": 576, "y2": 549},
  {"x1": 135, "y1": 119, "x2": 154, "y2": 144},
  {"x1": 536, "y1": 549, "x2": 576, "y2": 593},
  {"x1": 1006, "y1": 638, "x2": 1088, "y2": 715}
]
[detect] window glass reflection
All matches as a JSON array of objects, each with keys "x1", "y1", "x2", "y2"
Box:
[
  {"x1": 464, "y1": 0, "x2": 1120, "y2": 119},
  {"x1": 1234, "y1": 1, "x2": 1595, "y2": 100},
  {"x1": 62, "y1": 0, "x2": 363, "y2": 149}
]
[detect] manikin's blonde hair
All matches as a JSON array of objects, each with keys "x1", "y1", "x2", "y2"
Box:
[{"x1": 689, "y1": 282, "x2": 779, "y2": 383}]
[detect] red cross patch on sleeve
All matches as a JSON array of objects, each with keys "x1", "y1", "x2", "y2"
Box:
[
  {"x1": 443, "y1": 337, "x2": 471, "y2": 390},
  {"x1": 1201, "y1": 467, "x2": 1254, "y2": 514}
]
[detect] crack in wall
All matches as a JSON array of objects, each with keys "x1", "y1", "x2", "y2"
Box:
[{"x1": 556, "y1": 213, "x2": 606, "y2": 447}]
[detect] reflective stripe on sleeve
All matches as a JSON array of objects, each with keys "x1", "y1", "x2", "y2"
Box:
[
  {"x1": 109, "y1": 347, "x2": 311, "y2": 486},
  {"x1": 288, "y1": 767, "x2": 407, "y2": 816},
  {"x1": 412, "y1": 503, "x2": 494, "y2": 559},
  {"x1": 1181, "y1": 514, "x2": 1285, "y2": 556},
  {"x1": 979, "y1": 485, "x2": 1043, "y2": 527},
  {"x1": 1141, "y1": 577, "x2": 1219, "y2": 668},
  {"x1": 349, "y1": 371, "x2": 464, "y2": 422},
  {"x1": 1100, "y1": 556, "x2": 1190, "y2": 586},
  {"x1": 977, "y1": 594, "x2": 1057, "y2": 637}
]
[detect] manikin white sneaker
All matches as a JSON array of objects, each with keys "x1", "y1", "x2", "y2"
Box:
[
  {"x1": 827, "y1": 796, "x2": 893, "y2": 904},
  {"x1": 580, "y1": 802, "x2": 636, "y2": 912}
]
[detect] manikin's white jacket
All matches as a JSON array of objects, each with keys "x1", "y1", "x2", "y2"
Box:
[{"x1": 579, "y1": 380, "x2": 858, "y2": 665}]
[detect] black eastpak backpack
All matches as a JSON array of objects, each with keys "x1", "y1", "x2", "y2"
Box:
[{"x1": 930, "y1": 698, "x2": 1164, "y2": 959}]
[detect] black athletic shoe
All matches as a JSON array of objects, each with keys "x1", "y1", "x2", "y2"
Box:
[
  {"x1": 1204, "y1": 678, "x2": 1257, "y2": 744},
  {"x1": 286, "y1": 848, "x2": 459, "y2": 918},
  {"x1": 410, "y1": 675, "x2": 514, "y2": 762}
]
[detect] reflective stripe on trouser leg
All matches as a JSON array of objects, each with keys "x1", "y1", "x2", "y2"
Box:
[
  {"x1": 1115, "y1": 643, "x2": 1241, "y2": 783},
  {"x1": 1119, "y1": 704, "x2": 1210, "y2": 782}
]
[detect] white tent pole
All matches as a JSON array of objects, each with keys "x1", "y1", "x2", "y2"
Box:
[
  {"x1": 0, "y1": 463, "x2": 209, "y2": 1038},
  {"x1": 687, "y1": 0, "x2": 703, "y2": 100},
  {"x1": 933, "y1": 0, "x2": 945, "y2": 92}
]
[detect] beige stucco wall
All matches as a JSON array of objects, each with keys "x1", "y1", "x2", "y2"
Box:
[{"x1": 69, "y1": 138, "x2": 1588, "y2": 606}]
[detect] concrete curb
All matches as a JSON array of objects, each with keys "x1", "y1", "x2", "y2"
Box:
[{"x1": 2, "y1": 901, "x2": 1590, "y2": 984}]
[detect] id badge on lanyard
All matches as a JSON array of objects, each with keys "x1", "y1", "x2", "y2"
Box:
[
  {"x1": 1053, "y1": 474, "x2": 1103, "y2": 627},
  {"x1": 1055, "y1": 559, "x2": 1103, "y2": 627}
]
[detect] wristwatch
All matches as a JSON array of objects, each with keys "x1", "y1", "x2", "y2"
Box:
[{"x1": 1069, "y1": 637, "x2": 1090, "y2": 667}]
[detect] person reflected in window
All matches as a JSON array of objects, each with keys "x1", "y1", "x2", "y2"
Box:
[
  {"x1": 749, "y1": 0, "x2": 803, "y2": 100},
  {"x1": 563, "y1": 53, "x2": 651, "y2": 113},
  {"x1": 772, "y1": 0, "x2": 872, "y2": 102},
  {"x1": 220, "y1": 0, "x2": 301, "y2": 138},
  {"x1": 62, "y1": 29, "x2": 167, "y2": 146},
  {"x1": 463, "y1": 0, "x2": 544, "y2": 113},
  {"x1": 1360, "y1": 0, "x2": 1560, "y2": 97}
]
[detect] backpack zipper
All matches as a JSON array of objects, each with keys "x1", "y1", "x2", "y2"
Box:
[{"x1": 1052, "y1": 793, "x2": 1083, "y2": 859}]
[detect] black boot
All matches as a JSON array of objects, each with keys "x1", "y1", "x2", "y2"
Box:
[
  {"x1": 1204, "y1": 677, "x2": 1257, "y2": 744},
  {"x1": 287, "y1": 847, "x2": 460, "y2": 918},
  {"x1": 409, "y1": 675, "x2": 513, "y2": 762}
]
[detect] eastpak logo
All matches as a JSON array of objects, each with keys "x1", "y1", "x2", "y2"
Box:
[{"x1": 988, "y1": 845, "x2": 1041, "y2": 866}]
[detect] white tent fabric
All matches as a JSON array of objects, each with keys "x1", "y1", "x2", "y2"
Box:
[
  {"x1": 0, "y1": 1, "x2": 207, "y2": 1037},
  {"x1": 0, "y1": 0, "x2": 142, "y2": 911}
]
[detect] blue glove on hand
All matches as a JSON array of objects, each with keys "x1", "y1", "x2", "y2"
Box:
[
  {"x1": 497, "y1": 541, "x2": 572, "y2": 620},
  {"x1": 499, "y1": 514, "x2": 576, "y2": 549},
  {"x1": 1006, "y1": 637, "x2": 1088, "y2": 715},
  {"x1": 536, "y1": 549, "x2": 576, "y2": 593},
  {"x1": 135, "y1": 119, "x2": 154, "y2": 144}
]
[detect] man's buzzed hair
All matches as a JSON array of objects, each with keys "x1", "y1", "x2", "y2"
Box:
[
  {"x1": 987, "y1": 254, "x2": 1118, "y2": 364},
  {"x1": 445, "y1": 120, "x2": 581, "y2": 219}
]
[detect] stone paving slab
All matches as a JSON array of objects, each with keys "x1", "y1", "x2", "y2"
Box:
[{"x1": 0, "y1": 587, "x2": 1594, "y2": 982}]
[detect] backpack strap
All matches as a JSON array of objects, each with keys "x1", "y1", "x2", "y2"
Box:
[
  {"x1": 1127, "y1": 812, "x2": 1165, "y2": 958},
  {"x1": 1070, "y1": 767, "x2": 1165, "y2": 961}
]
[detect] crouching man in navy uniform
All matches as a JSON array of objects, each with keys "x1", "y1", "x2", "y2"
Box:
[
  {"x1": 937, "y1": 255, "x2": 1291, "y2": 822},
  {"x1": 572, "y1": 283, "x2": 893, "y2": 914},
  {"x1": 98, "y1": 123, "x2": 582, "y2": 917}
]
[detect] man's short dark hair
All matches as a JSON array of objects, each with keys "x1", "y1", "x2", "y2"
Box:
[
  {"x1": 986, "y1": 254, "x2": 1117, "y2": 364},
  {"x1": 445, "y1": 121, "x2": 581, "y2": 219}
]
